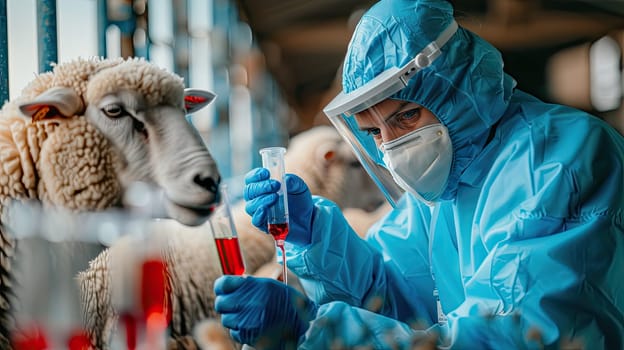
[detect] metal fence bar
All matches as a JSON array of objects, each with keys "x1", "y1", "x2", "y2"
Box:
[
  {"x1": 0, "y1": 0, "x2": 8, "y2": 104},
  {"x1": 37, "y1": 0, "x2": 58, "y2": 73},
  {"x1": 172, "y1": 0, "x2": 189, "y2": 80},
  {"x1": 97, "y1": 0, "x2": 108, "y2": 57}
]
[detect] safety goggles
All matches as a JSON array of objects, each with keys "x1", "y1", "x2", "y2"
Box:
[{"x1": 323, "y1": 20, "x2": 458, "y2": 207}]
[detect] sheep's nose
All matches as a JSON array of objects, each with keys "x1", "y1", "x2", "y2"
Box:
[{"x1": 193, "y1": 174, "x2": 220, "y2": 193}]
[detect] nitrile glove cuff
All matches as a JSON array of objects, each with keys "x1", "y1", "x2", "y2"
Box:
[{"x1": 286, "y1": 205, "x2": 316, "y2": 246}]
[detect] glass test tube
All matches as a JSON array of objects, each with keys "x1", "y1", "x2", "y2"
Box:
[
  {"x1": 259, "y1": 147, "x2": 289, "y2": 284},
  {"x1": 210, "y1": 184, "x2": 246, "y2": 275},
  {"x1": 108, "y1": 210, "x2": 169, "y2": 350}
]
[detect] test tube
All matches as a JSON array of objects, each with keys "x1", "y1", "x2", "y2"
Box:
[
  {"x1": 259, "y1": 147, "x2": 289, "y2": 284},
  {"x1": 210, "y1": 184, "x2": 246, "y2": 275}
]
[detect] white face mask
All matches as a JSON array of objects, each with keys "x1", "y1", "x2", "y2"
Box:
[{"x1": 381, "y1": 123, "x2": 453, "y2": 205}]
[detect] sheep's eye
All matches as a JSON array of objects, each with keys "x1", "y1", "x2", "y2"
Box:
[
  {"x1": 349, "y1": 160, "x2": 361, "y2": 168},
  {"x1": 102, "y1": 104, "x2": 125, "y2": 118}
]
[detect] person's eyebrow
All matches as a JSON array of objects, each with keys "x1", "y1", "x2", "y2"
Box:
[
  {"x1": 383, "y1": 101, "x2": 412, "y2": 123},
  {"x1": 357, "y1": 123, "x2": 375, "y2": 131},
  {"x1": 357, "y1": 101, "x2": 412, "y2": 131}
]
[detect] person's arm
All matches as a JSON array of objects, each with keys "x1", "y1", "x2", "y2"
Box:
[
  {"x1": 214, "y1": 275, "x2": 437, "y2": 350},
  {"x1": 219, "y1": 175, "x2": 623, "y2": 349},
  {"x1": 294, "y1": 171, "x2": 624, "y2": 349},
  {"x1": 244, "y1": 168, "x2": 435, "y2": 323},
  {"x1": 295, "y1": 298, "x2": 535, "y2": 349},
  {"x1": 285, "y1": 195, "x2": 437, "y2": 325},
  {"x1": 284, "y1": 196, "x2": 388, "y2": 305},
  {"x1": 299, "y1": 301, "x2": 434, "y2": 350},
  {"x1": 437, "y1": 120, "x2": 624, "y2": 349},
  {"x1": 439, "y1": 212, "x2": 622, "y2": 349}
]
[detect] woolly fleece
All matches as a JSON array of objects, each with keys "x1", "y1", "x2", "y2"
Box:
[{"x1": 0, "y1": 56, "x2": 190, "y2": 349}]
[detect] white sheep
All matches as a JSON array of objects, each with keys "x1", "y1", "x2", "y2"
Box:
[
  {"x1": 10, "y1": 56, "x2": 221, "y2": 224},
  {"x1": 0, "y1": 56, "x2": 221, "y2": 348}
]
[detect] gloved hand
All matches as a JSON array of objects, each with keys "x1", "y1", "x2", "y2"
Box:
[
  {"x1": 214, "y1": 275, "x2": 318, "y2": 349},
  {"x1": 244, "y1": 167, "x2": 314, "y2": 246}
]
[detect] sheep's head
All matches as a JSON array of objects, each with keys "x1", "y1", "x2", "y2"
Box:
[
  {"x1": 286, "y1": 125, "x2": 385, "y2": 211},
  {"x1": 18, "y1": 58, "x2": 221, "y2": 226}
]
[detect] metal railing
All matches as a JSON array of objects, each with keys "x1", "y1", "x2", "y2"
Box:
[
  {"x1": 0, "y1": 0, "x2": 8, "y2": 104},
  {"x1": 37, "y1": 0, "x2": 58, "y2": 73}
]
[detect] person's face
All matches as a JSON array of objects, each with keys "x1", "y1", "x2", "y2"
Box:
[{"x1": 354, "y1": 99, "x2": 440, "y2": 147}]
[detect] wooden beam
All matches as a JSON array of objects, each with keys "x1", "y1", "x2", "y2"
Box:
[
  {"x1": 268, "y1": 19, "x2": 353, "y2": 54},
  {"x1": 460, "y1": 11, "x2": 624, "y2": 50},
  {"x1": 268, "y1": 11, "x2": 624, "y2": 55},
  {"x1": 487, "y1": 0, "x2": 540, "y2": 26}
]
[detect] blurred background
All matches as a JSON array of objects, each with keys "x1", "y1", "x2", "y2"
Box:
[{"x1": 3, "y1": 0, "x2": 624, "y2": 190}]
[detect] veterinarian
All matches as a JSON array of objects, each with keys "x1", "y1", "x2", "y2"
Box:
[{"x1": 214, "y1": 0, "x2": 624, "y2": 348}]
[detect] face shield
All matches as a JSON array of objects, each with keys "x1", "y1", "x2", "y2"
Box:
[{"x1": 323, "y1": 20, "x2": 458, "y2": 207}]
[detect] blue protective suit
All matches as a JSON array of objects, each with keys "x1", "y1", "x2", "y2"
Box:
[{"x1": 285, "y1": 0, "x2": 624, "y2": 349}]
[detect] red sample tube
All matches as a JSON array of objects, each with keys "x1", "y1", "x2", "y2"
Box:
[
  {"x1": 215, "y1": 236, "x2": 245, "y2": 275},
  {"x1": 210, "y1": 185, "x2": 246, "y2": 275},
  {"x1": 140, "y1": 258, "x2": 172, "y2": 327}
]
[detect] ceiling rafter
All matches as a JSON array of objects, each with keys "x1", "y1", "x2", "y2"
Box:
[{"x1": 233, "y1": 0, "x2": 624, "y2": 133}]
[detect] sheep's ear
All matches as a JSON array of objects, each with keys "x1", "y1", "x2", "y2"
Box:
[
  {"x1": 184, "y1": 88, "x2": 216, "y2": 114},
  {"x1": 316, "y1": 143, "x2": 338, "y2": 168},
  {"x1": 19, "y1": 87, "x2": 84, "y2": 122}
]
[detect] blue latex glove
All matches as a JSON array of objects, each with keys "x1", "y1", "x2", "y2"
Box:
[
  {"x1": 214, "y1": 275, "x2": 318, "y2": 349},
  {"x1": 243, "y1": 167, "x2": 314, "y2": 246}
]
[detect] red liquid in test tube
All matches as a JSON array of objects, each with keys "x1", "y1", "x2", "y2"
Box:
[
  {"x1": 211, "y1": 185, "x2": 246, "y2": 275},
  {"x1": 140, "y1": 258, "x2": 171, "y2": 329},
  {"x1": 268, "y1": 222, "x2": 289, "y2": 242},
  {"x1": 215, "y1": 237, "x2": 245, "y2": 275},
  {"x1": 270, "y1": 223, "x2": 289, "y2": 283}
]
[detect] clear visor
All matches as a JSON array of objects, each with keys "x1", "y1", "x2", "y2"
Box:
[
  {"x1": 329, "y1": 109, "x2": 405, "y2": 207},
  {"x1": 323, "y1": 20, "x2": 458, "y2": 207}
]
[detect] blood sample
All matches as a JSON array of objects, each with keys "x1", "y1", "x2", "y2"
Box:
[
  {"x1": 214, "y1": 236, "x2": 245, "y2": 275},
  {"x1": 140, "y1": 258, "x2": 171, "y2": 326},
  {"x1": 268, "y1": 222, "x2": 289, "y2": 242},
  {"x1": 140, "y1": 257, "x2": 170, "y2": 350},
  {"x1": 260, "y1": 147, "x2": 290, "y2": 284},
  {"x1": 211, "y1": 185, "x2": 245, "y2": 275}
]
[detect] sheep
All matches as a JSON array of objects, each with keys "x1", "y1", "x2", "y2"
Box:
[
  {"x1": 0, "y1": 56, "x2": 221, "y2": 348},
  {"x1": 10, "y1": 56, "x2": 221, "y2": 224}
]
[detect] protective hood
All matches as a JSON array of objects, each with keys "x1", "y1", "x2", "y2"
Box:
[{"x1": 342, "y1": 0, "x2": 516, "y2": 200}]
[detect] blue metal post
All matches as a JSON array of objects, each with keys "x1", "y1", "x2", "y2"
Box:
[
  {"x1": 37, "y1": 0, "x2": 58, "y2": 73},
  {"x1": 0, "y1": 0, "x2": 8, "y2": 104},
  {"x1": 97, "y1": 0, "x2": 108, "y2": 57},
  {"x1": 172, "y1": 0, "x2": 189, "y2": 81}
]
